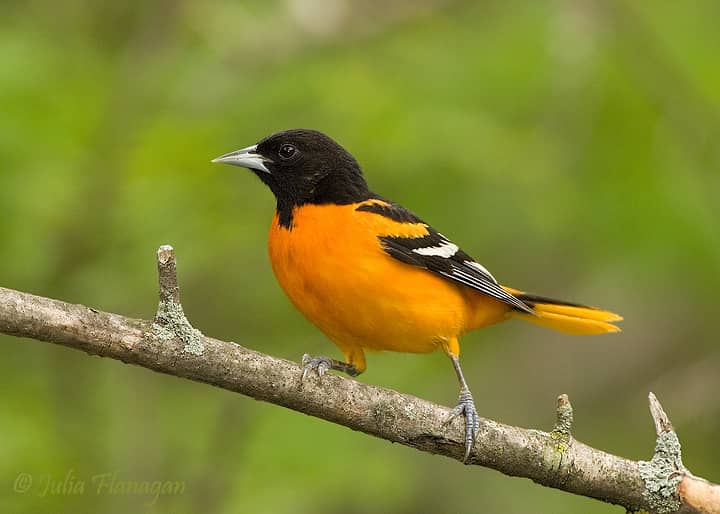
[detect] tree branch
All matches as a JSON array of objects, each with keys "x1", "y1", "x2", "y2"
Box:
[{"x1": 0, "y1": 245, "x2": 718, "y2": 513}]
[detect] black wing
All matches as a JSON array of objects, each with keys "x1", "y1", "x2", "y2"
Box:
[{"x1": 357, "y1": 201, "x2": 534, "y2": 313}]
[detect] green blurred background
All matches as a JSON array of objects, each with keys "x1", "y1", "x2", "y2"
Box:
[{"x1": 1, "y1": 0, "x2": 718, "y2": 512}]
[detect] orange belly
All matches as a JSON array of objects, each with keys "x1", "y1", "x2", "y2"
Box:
[{"x1": 267, "y1": 203, "x2": 510, "y2": 363}]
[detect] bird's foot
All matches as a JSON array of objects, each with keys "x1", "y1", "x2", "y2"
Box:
[
  {"x1": 301, "y1": 354, "x2": 333, "y2": 380},
  {"x1": 444, "y1": 387, "x2": 480, "y2": 463},
  {"x1": 300, "y1": 354, "x2": 360, "y2": 380}
]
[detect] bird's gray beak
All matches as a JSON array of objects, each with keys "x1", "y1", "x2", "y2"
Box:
[{"x1": 211, "y1": 144, "x2": 271, "y2": 173}]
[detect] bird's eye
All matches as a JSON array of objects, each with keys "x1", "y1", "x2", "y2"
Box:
[{"x1": 278, "y1": 144, "x2": 297, "y2": 160}]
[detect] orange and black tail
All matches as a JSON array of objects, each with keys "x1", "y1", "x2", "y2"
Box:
[{"x1": 504, "y1": 289, "x2": 622, "y2": 335}]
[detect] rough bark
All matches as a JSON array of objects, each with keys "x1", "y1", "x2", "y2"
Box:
[{"x1": 0, "y1": 245, "x2": 717, "y2": 513}]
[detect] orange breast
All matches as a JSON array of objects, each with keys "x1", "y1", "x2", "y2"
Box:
[{"x1": 267, "y1": 202, "x2": 509, "y2": 357}]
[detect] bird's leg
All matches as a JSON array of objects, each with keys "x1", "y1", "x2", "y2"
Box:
[
  {"x1": 444, "y1": 354, "x2": 480, "y2": 463},
  {"x1": 301, "y1": 354, "x2": 361, "y2": 379}
]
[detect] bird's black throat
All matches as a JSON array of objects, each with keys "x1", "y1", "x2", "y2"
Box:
[{"x1": 274, "y1": 170, "x2": 374, "y2": 229}]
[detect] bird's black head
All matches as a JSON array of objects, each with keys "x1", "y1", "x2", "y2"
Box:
[{"x1": 212, "y1": 129, "x2": 372, "y2": 227}]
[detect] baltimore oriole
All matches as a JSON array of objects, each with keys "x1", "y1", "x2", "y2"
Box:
[{"x1": 212, "y1": 129, "x2": 622, "y2": 461}]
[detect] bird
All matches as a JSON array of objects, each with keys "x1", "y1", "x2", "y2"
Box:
[{"x1": 212, "y1": 129, "x2": 622, "y2": 461}]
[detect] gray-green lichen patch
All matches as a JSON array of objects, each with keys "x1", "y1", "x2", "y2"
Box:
[
  {"x1": 372, "y1": 400, "x2": 399, "y2": 428},
  {"x1": 638, "y1": 431, "x2": 684, "y2": 514},
  {"x1": 553, "y1": 401, "x2": 574, "y2": 437},
  {"x1": 549, "y1": 430, "x2": 570, "y2": 454},
  {"x1": 403, "y1": 403, "x2": 417, "y2": 421},
  {"x1": 152, "y1": 300, "x2": 204, "y2": 356},
  {"x1": 548, "y1": 398, "x2": 573, "y2": 460},
  {"x1": 542, "y1": 430, "x2": 571, "y2": 473}
]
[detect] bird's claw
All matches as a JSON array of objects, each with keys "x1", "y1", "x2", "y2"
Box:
[
  {"x1": 301, "y1": 354, "x2": 333, "y2": 380},
  {"x1": 443, "y1": 387, "x2": 480, "y2": 463}
]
